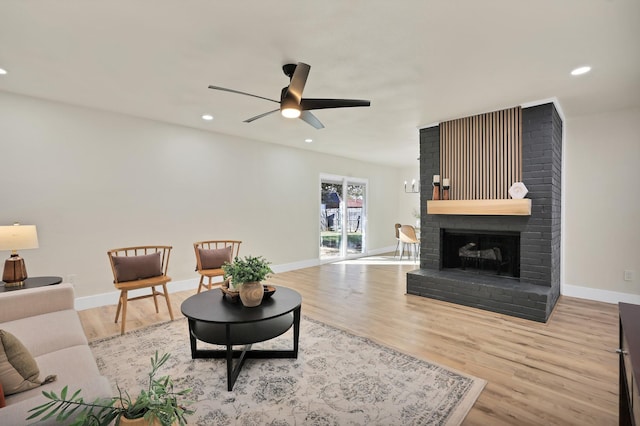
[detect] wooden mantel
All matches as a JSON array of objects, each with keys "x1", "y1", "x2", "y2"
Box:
[{"x1": 427, "y1": 199, "x2": 532, "y2": 216}]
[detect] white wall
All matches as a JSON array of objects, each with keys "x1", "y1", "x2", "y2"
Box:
[
  {"x1": 563, "y1": 107, "x2": 640, "y2": 303},
  {"x1": 397, "y1": 165, "x2": 421, "y2": 228},
  {"x1": 0, "y1": 92, "x2": 403, "y2": 298}
]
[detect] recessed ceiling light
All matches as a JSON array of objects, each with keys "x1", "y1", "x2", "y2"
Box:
[
  {"x1": 0, "y1": 68, "x2": 7, "y2": 75},
  {"x1": 304, "y1": 138, "x2": 313, "y2": 143},
  {"x1": 571, "y1": 66, "x2": 591, "y2": 76},
  {"x1": 201, "y1": 114, "x2": 214, "y2": 121}
]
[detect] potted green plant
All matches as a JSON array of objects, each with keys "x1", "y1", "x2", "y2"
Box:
[
  {"x1": 27, "y1": 351, "x2": 194, "y2": 426},
  {"x1": 222, "y1": 255, "x2": 273, "y2": 307}
]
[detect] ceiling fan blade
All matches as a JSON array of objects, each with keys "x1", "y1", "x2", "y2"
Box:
[
  {"x1": 300, "y1": 111, "x2": 325, "y2": 129},
  {"x1": 243, "y1": 109, "x2": 280, "y2": 123},
  {"x1": 286, "y1": 62, "x2": 311, "y2": 104},
  {"x1": 300, "y1": 98, "x2": 371, "y2": 111},
  {"x1": 208, "y1": 85, "x2": 280, "y2": 104}
]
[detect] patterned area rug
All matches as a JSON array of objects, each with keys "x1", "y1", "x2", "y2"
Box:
[{"x1": 89, "y1": 317, "x2": 485, "y2": 425}]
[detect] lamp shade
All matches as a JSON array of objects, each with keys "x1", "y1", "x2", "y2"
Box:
[{"x1": 0, "y1": 224, "x2": 39, "y2": 251}]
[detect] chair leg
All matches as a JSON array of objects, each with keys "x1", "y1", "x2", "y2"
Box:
[
  {"x1": 197, "y1": 275, "x2": 205, "y2": 293},
  {"x1": 151, "y1": 286, "x2": 160, "y2": 313},
  {"x1": 207, "y1": 277, "x2": 213, "y2": 291},
  {"x1": 120, "y1": 290, "x2": 128, "y2": 335},
  {"x1": 394, "y1": 241, "x2": 400, "y2": 258},
  {"x1": 162, "y1": 283, "x2": 175, "y2": 320},
  {"x1": 114, "y1": 291, "x2": 123, "y2": 324}
]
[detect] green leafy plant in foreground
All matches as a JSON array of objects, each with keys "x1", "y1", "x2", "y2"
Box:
[{"x1": 27, "y1": 351, "x2": 194, "y2": 426}]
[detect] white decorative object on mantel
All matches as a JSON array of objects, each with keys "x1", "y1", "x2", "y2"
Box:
[{"x1": 509, "y1": 182, "x2": 528, "y2": 199}]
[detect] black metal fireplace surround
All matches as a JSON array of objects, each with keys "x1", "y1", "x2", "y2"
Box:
[{"x1": 407, "y1": 103, "x2": 562, "y2": 322}]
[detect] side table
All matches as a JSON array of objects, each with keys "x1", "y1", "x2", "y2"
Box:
[{"x1": 0, "y1": 276, "x2": 63, "y2": 292}]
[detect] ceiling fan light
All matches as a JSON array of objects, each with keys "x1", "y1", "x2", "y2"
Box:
[
  {"x1": 281, "y1": 93, "x2": 301, "y2": 119},
  {"x1": 281, "y1": 107, "x2": 301, "y2": 118}
]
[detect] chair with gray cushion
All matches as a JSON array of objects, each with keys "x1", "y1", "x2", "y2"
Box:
[
  {"x1": 107, "y1": 245, "x2": 173, "y2": 335},
  {"x1": 194, "y1": 240, "x2": 242, "y2": 293}
]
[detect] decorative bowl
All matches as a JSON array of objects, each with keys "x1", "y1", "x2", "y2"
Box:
[
  {"x1": 262, "y1": 285, "x2": 276, "y2": 300},
  {"x1": 221, "y1": 278, "x2": 240, "y2": 302}
]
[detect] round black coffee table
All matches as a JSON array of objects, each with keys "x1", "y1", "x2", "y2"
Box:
[{"x1": 181, "y1": 286, "x2": 302, "y2": 391}]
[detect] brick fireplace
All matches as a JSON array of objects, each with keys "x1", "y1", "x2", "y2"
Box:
[{"x1": 406, "y1": 103, "x2": 562, "y2": 322}]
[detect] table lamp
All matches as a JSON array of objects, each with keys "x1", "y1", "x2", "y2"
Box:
[{"x1": 0, "y1": 223, "x2": 39, "y2": 287}]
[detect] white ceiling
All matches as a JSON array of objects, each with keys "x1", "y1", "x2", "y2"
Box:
[{"x1": 1, "y1": 1, "x2": 638, "y2": 167}]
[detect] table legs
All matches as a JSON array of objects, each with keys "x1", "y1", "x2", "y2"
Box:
[{"x1": 187, "y1": 307, "x2": 301, "y2": 391}]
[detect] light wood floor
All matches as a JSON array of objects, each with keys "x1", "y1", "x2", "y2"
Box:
[{"x1": 79, "y1": 257, "x2": 620, "y2": 426}]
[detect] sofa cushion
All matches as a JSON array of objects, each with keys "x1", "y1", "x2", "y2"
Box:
[
  {"x1": 0, "y1": 333, "x2": 112, "y2": 426},
  {"x1": 0, "y1": 330, "x2": 55, "y2": 396},
  {"x1": 5, "y1": 345, "x2": 104, "y2": 406},
  {"x1": 198, "y1": 247, "x2": 232, "y2": 270},
  {"x1": 112, "y1": 252, "x2": 162, "y2": 282},
  {"x1": 1, "y1": 310, "x2": 88, "y2": 358},
  {"x1": 0, "y1": 283, "x2": 74, "y2": 324}
]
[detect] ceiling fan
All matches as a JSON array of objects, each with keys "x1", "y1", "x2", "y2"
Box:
[{"x1": 208, "y1": 62, "x2": 370, "y2": 129}]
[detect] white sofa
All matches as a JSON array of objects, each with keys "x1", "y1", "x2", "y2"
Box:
[{"x1": 0, "y1": 283, "x2": 112, "y2": 425}]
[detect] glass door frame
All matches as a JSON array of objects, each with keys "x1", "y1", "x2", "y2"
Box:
[{"x1": 319, "y1": 173, "x2": 368, "y2": 263}]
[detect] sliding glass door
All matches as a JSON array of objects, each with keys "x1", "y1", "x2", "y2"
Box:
[{"x1": 320, "y1": 175, "x2": 367, "y2": 261}]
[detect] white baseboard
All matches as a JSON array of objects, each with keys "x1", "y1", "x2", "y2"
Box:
[
  {"x1": 271, "y1": 258, "x2": 320, "y2": 273},
  {"x1": 561, "y1": 283, "x2": 640, "y2": 305}
]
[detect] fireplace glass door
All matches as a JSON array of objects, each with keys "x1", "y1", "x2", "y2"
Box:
[{"x1": 441, "y1": 229, "x2": 520, "y2": 277}]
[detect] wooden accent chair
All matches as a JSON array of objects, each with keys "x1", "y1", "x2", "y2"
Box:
[
  {"x1": 107, "y1": 245, "x2": 174, "y2": 335},
  {"x1": 399, "y1": 225, "x2": 420, "y2": 262},
  {"x1": 193, "y1": 240, "x2": 242, "y2": 293}
]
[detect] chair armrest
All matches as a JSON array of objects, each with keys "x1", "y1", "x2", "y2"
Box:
[{"x1": 0, "y1": 283, "x2": 75, "y2": 323}]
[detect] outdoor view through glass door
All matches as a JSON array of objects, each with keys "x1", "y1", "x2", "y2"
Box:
[{"x1": 320, "y1": 175, "x2": 367, "y2": 261}]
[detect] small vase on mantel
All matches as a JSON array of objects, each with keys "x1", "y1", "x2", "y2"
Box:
[
  {"x1": 432, "y1": 174, "x2": 440, "y2": 200},
  {"x1": 239, "y1": 281, "x2": 264, "y2": 307}
]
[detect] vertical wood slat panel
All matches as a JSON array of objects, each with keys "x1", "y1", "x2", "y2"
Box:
[
  {"x1": 448, "y1": 120, "x2": 453, "y2": 199},
  {"x1": 498, "y1": 110, "x2": 504, "y2": 198},
  {"x1": 438, "y1": 107, "x2": 521, "y2": 200}
]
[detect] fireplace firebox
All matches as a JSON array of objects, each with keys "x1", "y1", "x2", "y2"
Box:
[{"x1": 441, "y1": 230, "x2": 520, "y2": 278}]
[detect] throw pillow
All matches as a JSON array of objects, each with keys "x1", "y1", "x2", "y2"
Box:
[
  {"x1": 112, "y1": 252, "x2": 163, "y2": 282},
  {"x1": 0, "y1": 330, "x2": 56, "y2": 396},
  {"x1": 198, "y1": 246, "x2": 232, "y2": 270}
]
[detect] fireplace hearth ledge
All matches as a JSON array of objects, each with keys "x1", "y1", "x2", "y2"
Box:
[{"x1": 406, "y1": 268, "x2": 557, "y2": 322}]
